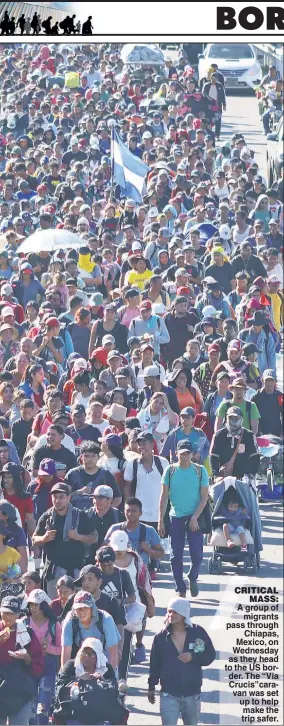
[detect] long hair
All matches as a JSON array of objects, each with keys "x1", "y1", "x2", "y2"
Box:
[
  {"x1": 109, "y1": 387, "x2": 131, "y2": 414},
  {"x1": 28, "y1": 600, "x2": 57, "y2": 624},
  {"x1": 0, "y1": 463, "x2": 29, "y2": 499},
  {"x1": 170, "y1": 365, "x2": 193, "y2": 390},
  {"x1": 106, "y1": 444, "x2": 126, "y2": 471},
  {"x1": 23, "y1": 364, "x2": 43, "y2": 386}
]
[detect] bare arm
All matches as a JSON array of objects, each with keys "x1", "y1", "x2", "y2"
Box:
[
  {"x1": 18, "y1": 545, "x2": 28, "y2": 573},
  {"x1": 112, "y1": 495, "x2": 122, "y2": 509},
  {"x1": 158, "y1": 484, "x2": 169, "y2": 537},
  {"x1": 61, "y1": 645, "x2": 72, "y2": 669},
  {"x1": 26, "y1": 512, "x2": 36, "y2": 537},
  {"x1": 251, "y1": 418, "x2": 258, "y2": 435},
  {"x1": 89, "y1": 320, "x2": 99, "y2": 357},
  {"x1": 193, "y1": 486, "x2": 209, "y2": 519}
]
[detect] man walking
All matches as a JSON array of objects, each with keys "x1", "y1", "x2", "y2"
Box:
[
  {"x1": 32, "y1": 483, "x2": 98, "y2": 598},
  {"x1": 148, "y1": 597, "x2": 215, "y2": 725},
  {"x1": 203, "y1": 73, "x2": 226, "y2": 140},
  {"x1": 158, "y1": 442, "x2": 209, "y2": 597}
]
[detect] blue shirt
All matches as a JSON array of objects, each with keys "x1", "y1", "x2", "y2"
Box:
[
  {"x1": 62, "y1": 610, "x2": 121, "y2": 661},
  {"x1": 162, "y1": 463, "x2": 209, "y2": 518},
  {"x1": 104, "y1": 522, "x2": 161, "y2": 565}
]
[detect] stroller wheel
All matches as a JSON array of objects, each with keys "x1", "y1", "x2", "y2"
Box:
[
  {"x1": 251, "y1": 555, "x2": 257, "y2": 575},
  {"x1": 267, "y1": 469, "x2": 274, "y2": 493},
  {"x1": 208, "y1": 557, "x2": 214, "y2": 574}
]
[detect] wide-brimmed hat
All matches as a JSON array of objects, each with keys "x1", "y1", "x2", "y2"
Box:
[{"x1": 228, "y1": 377, "x2": 248, "y2": 390}]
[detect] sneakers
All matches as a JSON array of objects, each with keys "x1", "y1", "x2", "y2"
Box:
[
  {"x1": 118, "y1": 679, "x2": 128, "y2": 694},
  {"x1": 241, "y1": 544, "x2": 248, "y2": 552},
  {"x1": 189, "y1": 580, "x2": 199, "y2": 598},
  {"x1": 133, "y1": 643, "x2": 146, "y2": 663}
]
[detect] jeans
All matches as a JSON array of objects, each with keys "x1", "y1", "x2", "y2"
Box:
[
  {"x1": 170, "y1": 516, "x2": 204, "y2": 594},
  {"x1": 118, "y1": 628, "x2": 132, "y2": 681},
  {"x1": 160, "y1": 693, "x2": 201, "y2": 725},
  {"x1": 141, "y1": 520, "x2": 159, "y2": 571},
  {"x1": 262, "y1": 108, "x2": 272, "y2": 134},
  {"x1": 0, "y1": 701, "x2": 34, "y2": 725},
  {"x1": 30, "y1": 655, "x2": 57, "y2": 725},
  {"x1": 215, "y1": 114, "x2": 222, "y2": 139}
]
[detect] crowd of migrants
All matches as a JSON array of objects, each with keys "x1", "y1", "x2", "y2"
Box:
[
  {"x1": 0, "y1": 11, "x2": 93, "y2": 37},
  {"x1": 0, "y1": 43, "x2": 283, "y2": 726}
]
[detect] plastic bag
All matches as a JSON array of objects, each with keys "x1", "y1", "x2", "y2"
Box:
[{"x1": 124, "y1": 601, "x2": 146, "y2": 633}]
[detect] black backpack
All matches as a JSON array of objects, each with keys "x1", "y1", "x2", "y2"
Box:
[
  {"x1": 71, "y1": 609, "x2": 106, "y2": 658},
  {"x1": 130, "y1": 456, "x2": 164, "y2": 496}
]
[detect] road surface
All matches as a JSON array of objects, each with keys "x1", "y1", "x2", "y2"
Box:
[{"x1": 125, "y1": 92, "x2": 283, "y2": 726}]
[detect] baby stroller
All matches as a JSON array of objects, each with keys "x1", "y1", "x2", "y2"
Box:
[
  {"x1": 256, "y1": 435, "x2": 284, "y2": 501},
  {"x1": 208, "y1": 477, "x2": 262, "y2": 575}
]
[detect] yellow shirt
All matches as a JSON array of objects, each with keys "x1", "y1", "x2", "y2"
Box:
[
  {"x1": 0, "y1": 547, "x2": 21, "y2": 584},
  {"x1": 126, "y1": 269, "x2": 153, "y2": 291},
  {"x1": 270, "y1": 292, "x2": 283, "y2": 332}
]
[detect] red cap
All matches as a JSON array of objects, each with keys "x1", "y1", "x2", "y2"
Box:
[
  {"x1": 140, "y1": 300, "x2": 152, "y2": 311},
  {"x1": 208, "y1": 343, "x2": 220, "y2": 353},
  {"x1": 91, "y1": 347, "x2": 108, "y2": 366},
  {"x1": 45, "y1": 317, "x2": 60, "y2": 329},
  {"x1": 177, "y1": 287, "x2": 191, "y2": 296}
]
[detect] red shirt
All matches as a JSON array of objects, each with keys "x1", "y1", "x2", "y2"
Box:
[
  {"x1": 0, "y1": 621, "x2": 44, "y2": 678},
  {"x1": 4, "y1": 493, "x2": 34, "y2": 528}
]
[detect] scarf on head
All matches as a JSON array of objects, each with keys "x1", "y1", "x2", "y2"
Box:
[
  {"x1": 78, "y1": 252, "x2": 95, "y2": 274},
  {"x1": 74, "y1": 637, "x2": 108, "y2": 678},
  {"x1": 166, "y1": 597, "x2": 192, "y2": 626},
  {"x1": 226, "y1": 418, "x2": 243, "y2": 438}
]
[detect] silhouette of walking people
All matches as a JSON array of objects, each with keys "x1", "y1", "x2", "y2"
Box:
[
  {"x1": 24, "y1": 18, "x2": 32, "y2": 35},
  {"x1": 59, "y1": 14, "x2": 77, "y2": 34},
  {"x1": 31, "y1": 12, "x2": 40, "y2": 34},
  {"x1": 82, "y1": 16, "x2": 93, "y2": 34},
  {"x1": 0, "y1": 11, "x2": 10, "y2": 35},
  {"x1": 42, "y1": 16, "x2": 53, "y2": 34},
  {"x1": 75, "y1": 20, "x2": 81, "y2": 34},
  {"x1": 9, "y1": 16, "x2": 16, "y2": 35},
  {"x1": 17, "y1": 14, "x2": 26, "y2": 34},
  {"x1": 51, "y1": 21, "x2": 59, "y2": 35}
]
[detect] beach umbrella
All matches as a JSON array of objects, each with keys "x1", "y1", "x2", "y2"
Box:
[{"x1": 17, "y1": 228, "x2": 84, "y2": 255}]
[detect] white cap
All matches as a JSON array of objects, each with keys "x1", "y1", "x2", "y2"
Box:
[
  {"x1": 77, "y1": 217, "x2": 89, "y2": 226},
  {"x1": 202, "y1": 305, "x2": 218, "y2": 318},
  {"x1": 148, "y1": 207, "x2": 159, "y2": 218},
  {"x1": 1, "y1": 284, "x2": 13, "y2": 297},
  {"x1": 1, "y1": 306, "x2": 14, "y2": 318},
  {"x1": 144, "y1": 365, "x2": 160, "y2": 377},
  {"x1": 27, "y1": 589, "x2": 51, "y2": 605},
  {"x1": 142, "y1": 131, "x2": 152, "y2": 139},
  {"x1": 109, "y1": 530, "x2": 129, "y2": 551},
  {"x1": 152, "y1": 303, "x2": 166, "y2": 315},
  {"x1": 268, "y1": 274, "x2": 281, "y2": 284},
  {"x1": 219, "y1": 224, "x2": 231, "y2": 240},
  {"x1": 73, "y1": 358, "x2": 88, "y2": 373},
  {"x1": 132, "y1": 242, "x2": 142, "y2": 251}
]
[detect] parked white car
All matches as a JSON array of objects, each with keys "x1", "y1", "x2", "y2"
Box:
[{"x1": 198, "y1": 43, "x2": 263, "y2": 90}]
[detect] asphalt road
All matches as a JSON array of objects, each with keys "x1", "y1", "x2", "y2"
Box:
[{"x1": 125, "y1": 93, "x2": 284, "y2": 726}]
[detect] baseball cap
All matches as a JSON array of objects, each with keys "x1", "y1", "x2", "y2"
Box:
[
  {"x1": 140, "y1": 342, "x2": 154, "y2": 353},
  {"x1": 228, "y1": 339, "x2": 242, "y2": 352},
  {"x1": 140, "y1": 300, "x2": 152, "y2": 311},
  {"x1": 219, "y1": 224, "x2": 231, "y2": 240},
  {"x1": 45, "y1": 317, "x2": 60, "y2": 329},
  {"x1": 216, "y1": 371, "x2": 230, "y2": 382},
  {"x1": 0, "y1": 596, "x2": 22, "y2": 614},
  {"x1": 102, "y1": 334, "x2": 115, "y2": 345},
  {"x1": 263, "y1": 369, "x2": 276, "y2": 381},
  {"x1": 72, "y1": 404, "x2": 86, "y2": 415},
  {"x1": 125, "y1": 288, "x2": 140, "y2": 299},
  {"x1": 226, "y1": 406, "x2": 244, "y2": 417},
  {"x1": 176, "y1": 440, "x2": 193, "y2": 453},
  {"x1": 98, "y1": 433, "x2": 122, "y2": 447},
  {"x1": 27, "y1": 589, "x2": 51, "y2": 605},
  {"x1": 268, "y1": 219, "x2": 278, "y2": 226},
  {"x1": 50, "y1": 483, "x2": 70, "y2": 495},
  {"x1": 90, "y1": 292, "x2": 104, "y2": 306},
  {"x1": 143, "y1": 365, "x2": 160, "y2": 378},
  {"x1": 267, "y1": 275, "x2": 281, "y2": 284},
  {"x1": 72, "y1": 590, "x2": 96, "y2": 609},
  {"x1": 136, "y1": 432, "x2": 155, "y2": 443},
  {"x1": 96, "y1": 546, "x2": 116, "y2": 563},
  {"x1": 180, "y1": 407, "x2": 195, "y2": 417},
  {"x1": 93, "y1": 485, "x2": 114, "y2": 499},
  {"x1": 202, "y1": 305, "x2": 218, "y2": 318},
  {"x1": 1, "y1": 284, "x2": 13, "y2": 297},
  {"x1": 148, "y1": 207, "x2": 159, "y2": 218},
  {"x1": 1, "y1": 307, "x2": 14, "y2": 318},
  {"x1": 74, "y1": 566, "x2": 102, "y2": 587},
  {"x1": 107, "y1": 350, "x2": 122, "y2": 361},
  {"x1": 208, "y1": 343, "x2": 220, "y2": 353},
  {"x1": 38, "y1": 459, "x2": 57, "y2": 477},
  {"x1": 109, "y1": 530, "x2": 129, "y2": 552}
]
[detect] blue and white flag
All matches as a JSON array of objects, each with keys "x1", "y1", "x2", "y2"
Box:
[{"x1": 111, "y1": 128, "x2": 149, "y2": 203}]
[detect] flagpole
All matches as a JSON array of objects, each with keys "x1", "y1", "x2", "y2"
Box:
[{"x1": 110, "y1": 126, "x2": 115, "y2": 202}]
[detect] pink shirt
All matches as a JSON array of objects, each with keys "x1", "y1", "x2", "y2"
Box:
[
  {"x1": 120, "y1": 307, "x2": 140, "y2": 329},
  {"x1": 29, "y1": 619, "x2": 61, "y2": 656}
]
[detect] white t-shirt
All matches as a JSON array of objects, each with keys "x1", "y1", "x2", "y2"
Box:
[
  {"x1": 33, "y1": 433, "x2": 75, "y2": 453},
  {"x1": 124, "y1": 456, "x2": 168, "y2": 522},
  {"x1": 265, "y1": 262, "x2": 284, "y2": 287},
  {"x1": 86, "y1": 419, "x2": 109, "y2": 434},
  {"x1": 231, "y1": 225, "x2": 252, "y2": 245}
]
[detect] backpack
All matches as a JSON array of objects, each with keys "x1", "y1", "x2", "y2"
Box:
[
  {"x1": 221, "y1": 400, "x2": 252, "y2": 429},
  {"x1": 119, "y1": 520, "x2": 147, "y2": 546},
  {"x1": 167, "y1": 463, "x2": 211, "y2": 534},
  {"x1": 131, "y1": 456, "x2": 164, "y2": 496},
  {"x1": 71, "y1": 609, "x2": 106, "y2": 658}
]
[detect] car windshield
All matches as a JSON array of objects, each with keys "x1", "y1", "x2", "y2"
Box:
[{"x1": 208, "y1": 45, "x2": 254, "y2": 60}]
